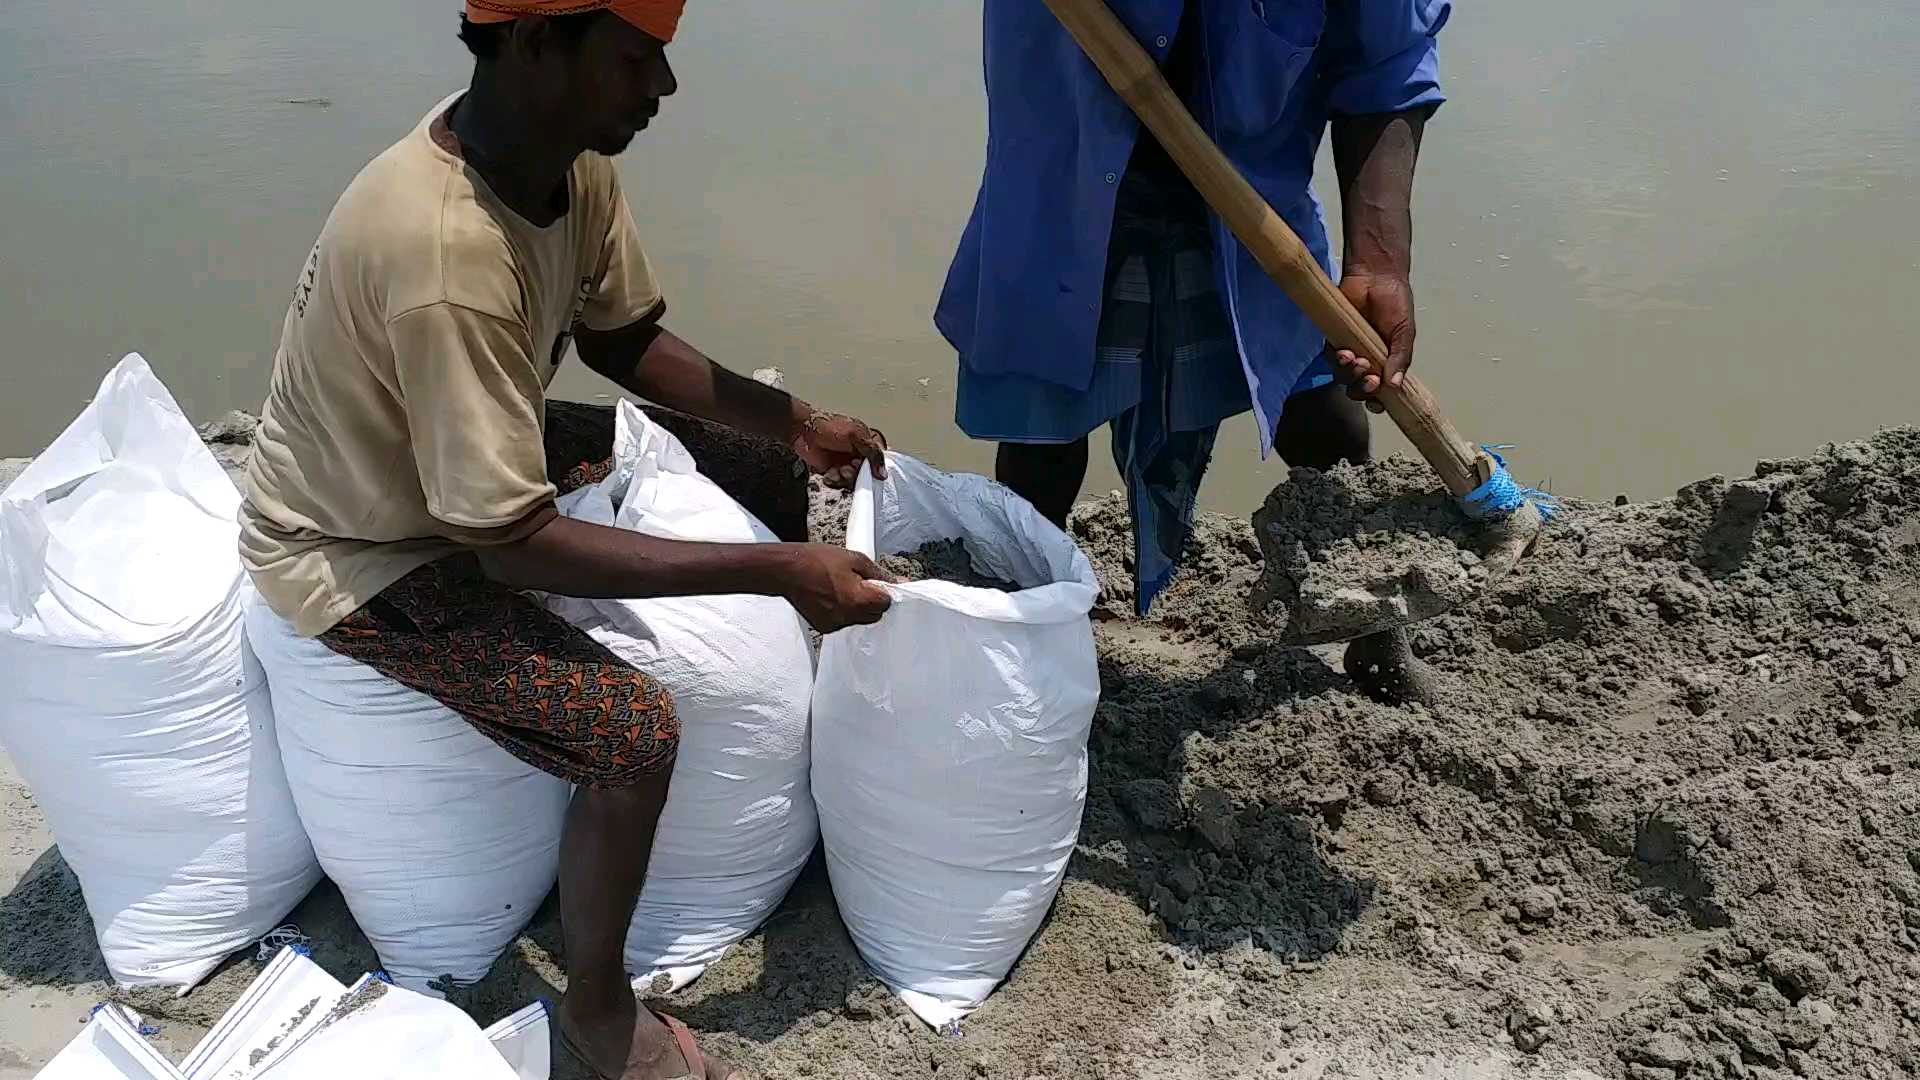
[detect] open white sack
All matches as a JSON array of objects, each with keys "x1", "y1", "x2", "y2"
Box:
[
  {"x1": 0, "y1": 355, "x2": 320, "y2": 992},
  {"x1": 811, "y1": 454, "x2": 1100, "y2": 1028},
  {"x1": 546, "y1": 401, "x2": 816, "y2": 991}
]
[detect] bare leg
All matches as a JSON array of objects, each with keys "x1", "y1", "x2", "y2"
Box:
[
  {"x1": 555, "y1": 774, "x2": 738, "y2": 1079},
  {"x1": 997, "y1": 438, "x2": 1091, "y2": 529},
  {"x1": 316, "y1": 465, "x2": 738, "y2": 1077},
  {"x1": 1273, "y1": 383, "x2": 1438, "y2": 705}
]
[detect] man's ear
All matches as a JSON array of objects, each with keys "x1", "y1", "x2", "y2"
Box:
[{"x1": 507, "y1": 14, "x2": 557, "y2": 63}]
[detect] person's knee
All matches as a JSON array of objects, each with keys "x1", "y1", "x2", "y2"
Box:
[
  {"x1": 1273, "y1": 384, "x2": 1370, "y2": 470},
  {"x1": 581, "y1": 746, "x2": 677, "y2": 805},
  {"x1": 587, "y1": 761, "x2": 674, "y2": 797},
  {"x1": 578, "y1": 683, "x2": 681, "y2": 795}
]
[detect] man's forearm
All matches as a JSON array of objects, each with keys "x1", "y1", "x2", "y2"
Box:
[
  {"x1": 577, "y1": 322, "x2": 809, "y2": 446},
  {"x1": 476, "y1": 514, "x2": 794, "y2": 600},
  {"x1": 1330, "y1": 108, "x2": 1429, "y2": 276}
]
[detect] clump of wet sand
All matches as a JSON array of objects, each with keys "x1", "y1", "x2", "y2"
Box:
[
  {"x1": 5, "y1": 429, "x2": 1920, "y2": 1080},
  {"x1": 1248, "y1": 456, "x2": 1519, "y2": 644}
]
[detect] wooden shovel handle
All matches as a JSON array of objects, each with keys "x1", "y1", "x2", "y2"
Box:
[{"x1": 1042, "y1": 0, "x2": 1493, "y2": 497}]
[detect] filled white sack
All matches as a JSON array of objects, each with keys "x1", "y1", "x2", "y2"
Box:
[
  {"x1": 247, "y1": 595, "x2": 571, "y2": 993},
  {"x1": 812, "y1": 454, "x2": 1100, "y2": 1028},
  {"x1": 546, "y1": 401, "x2": 816, "y2": 991},
  {"x1": 0, "y1": 354, "x2": 320, "y2": 992},
  {"x1": 253, "y1": 400, "x2": 814, "y2": 993}
]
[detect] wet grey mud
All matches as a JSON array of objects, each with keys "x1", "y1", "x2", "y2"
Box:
[{"x1": 878, "y1": 539, "x2": 1020, "y2": 592}]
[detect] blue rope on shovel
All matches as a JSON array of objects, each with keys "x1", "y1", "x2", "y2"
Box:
[{"x1": 1459, "y1": 445, "x2": 1556, "y2": 522}]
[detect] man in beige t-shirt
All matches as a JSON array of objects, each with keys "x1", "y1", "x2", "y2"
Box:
[{"x1": 242, "y1": 7, "x2": 890, "y2": 1078}]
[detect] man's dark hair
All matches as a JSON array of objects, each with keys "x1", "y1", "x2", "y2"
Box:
[{"x1": 458, "y1": 12, "x2": 603, "y2": 59}]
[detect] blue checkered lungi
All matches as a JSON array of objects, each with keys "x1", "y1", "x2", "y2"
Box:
[{"x1": 956, "y1": 167, "x2": 1333, "y2": 612}]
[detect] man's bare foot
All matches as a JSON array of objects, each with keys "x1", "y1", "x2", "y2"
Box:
[
  {"x1": 556, "y1": 993, "x2": 744, "y2": 1080},
  {"x1": 1344, "y1": 628, "x2": 1440, "y2": 706}
]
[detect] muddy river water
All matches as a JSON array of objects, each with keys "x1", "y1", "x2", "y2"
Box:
[{"x1": 3, "y1": 0, "x2": 1915, "y2": 509}]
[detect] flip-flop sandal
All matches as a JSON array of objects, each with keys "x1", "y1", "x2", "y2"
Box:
[{"x1": 556, "y1": 1008, "x2": 746, "y2": 1080}]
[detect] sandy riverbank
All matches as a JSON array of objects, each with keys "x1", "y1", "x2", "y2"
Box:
[{"x1": 4, "y1": 424, "x2": 1917, "y2": 1079}]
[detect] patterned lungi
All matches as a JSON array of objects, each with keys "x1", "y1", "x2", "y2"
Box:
[{"x1": 316, "y1": 411, "x2": 677, "y2": 789}]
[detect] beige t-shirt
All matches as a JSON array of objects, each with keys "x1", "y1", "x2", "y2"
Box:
[{"x1": 241, "y1": 95, "x2": 663, "y2": 636}]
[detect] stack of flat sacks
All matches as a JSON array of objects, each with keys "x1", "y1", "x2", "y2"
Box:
[{"x1": 33, "y1": 946, "x2": 550, "y2": 1080}]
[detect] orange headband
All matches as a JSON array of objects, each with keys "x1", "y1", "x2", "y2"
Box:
[{"x1": 465, "y1": 0, "x2": 683, "y2": 45}]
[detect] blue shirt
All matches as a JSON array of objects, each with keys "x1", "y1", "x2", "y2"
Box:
[{"x1": 935, "y1": 0, "x2": 1450, "y2": 451}]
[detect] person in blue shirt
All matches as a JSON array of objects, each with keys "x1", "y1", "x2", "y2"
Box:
[{"x1": 936, "y1": 0, "x2": 1449, "y2": 701}]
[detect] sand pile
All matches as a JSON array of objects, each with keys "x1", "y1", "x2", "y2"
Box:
[
  {"x1": 5, "y1": 429, "x2": 1919, "y2": 1080},
  {"x1": 1057, "y1": 427, "x2": 1920, "y2": 1078}
]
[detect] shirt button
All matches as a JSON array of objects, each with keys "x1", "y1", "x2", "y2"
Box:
[
  {"x1": 1155, "y1": 34, "x2": 1169, "y2": 47},
  {"x1": 1105, "y1": 172, "x2": 1118, "y2": 184}
]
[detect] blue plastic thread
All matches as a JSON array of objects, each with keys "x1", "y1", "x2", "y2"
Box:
[
  {"x1": 88, "y1": 1004, "x2": 160, "y2": 1038},
  {"x1": 1460, "y1": 446, "x2": 1556, "y2": 522}
]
